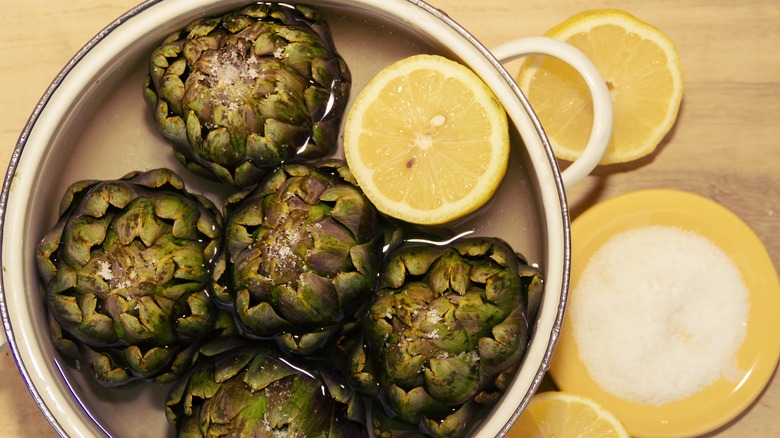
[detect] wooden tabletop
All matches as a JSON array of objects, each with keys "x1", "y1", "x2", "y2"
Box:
[{"x1": 1, "y1": 0, "x2": 778, "y2": 436}]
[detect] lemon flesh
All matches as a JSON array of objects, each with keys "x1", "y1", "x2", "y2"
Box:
[
  {"x1": 518, "y1": 9, "x2": 684, "y2": 164},
  {"x1": 510, "y1": 391, "x2": 631, "y2": 438},
  {"x1": 344, "y1": 54, "x2": 509, "y2": 225}
]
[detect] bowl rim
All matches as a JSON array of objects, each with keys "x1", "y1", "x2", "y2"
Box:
[{"x1": 0, "y1": 0, "x2": 571, "y2": 436}]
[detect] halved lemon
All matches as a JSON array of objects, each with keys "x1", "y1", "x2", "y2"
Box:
[
  {"x1": 509, "y1": 391, "x2": 630, "y2": 438},
  {"x1": 517, "y1": 9, "x2": 683, "y2": 164},
  {"x1": 343, "y1": 54, "x2": 509, "y2": 225}
]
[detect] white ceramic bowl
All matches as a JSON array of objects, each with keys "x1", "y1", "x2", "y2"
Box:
[{"x1": 0, "y1": 0, "x2": 611, "y2": 436}]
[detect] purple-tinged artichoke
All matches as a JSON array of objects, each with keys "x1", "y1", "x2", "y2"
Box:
[
  {"x1": 165, "y1": 342, "x2": 367, "y2": 437},
  {"x1": 35, "y1": 168, "x2": 226, "y2": 386},
  {"x1": 346, "y1": 237, "x2": 543, "y2": 438},
  {"x1": 214, "y1": 160, "x2": 382, "y2": 356},
  {"x1": 143, "y1": 3, "x2": 351, "y2": 188}
]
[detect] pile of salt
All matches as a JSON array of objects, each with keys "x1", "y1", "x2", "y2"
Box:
[{"x1": 570, "y1": 225, "x2": 749, "y2": 406}]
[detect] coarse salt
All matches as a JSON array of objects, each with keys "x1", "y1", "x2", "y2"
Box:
[
  {"x1": 96, "y1": 259, "x2": 114, "y2": 280},
  {"x1": 570, "y1": 225, "x2": 749, "y2": 406}
]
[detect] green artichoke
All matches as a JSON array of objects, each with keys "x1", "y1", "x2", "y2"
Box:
[
  {"x1": 214, "y1": 160, "x2": 382, "y2": 356},
  {"x1": 346, "y1": 237, "x2": 543, "y2": 438},
  {"x1": 165, "y1": 342, "x2": 366, "y2": 437},
  {"x1": 143, "y1": 3, "x2": 351, "y2": 188},
  {"x1": 35, "y1": 168, "x2": 227, "y2": 386}
]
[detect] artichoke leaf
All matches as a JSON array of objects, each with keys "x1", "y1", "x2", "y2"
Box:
[
  {"x1": 332, "y1": 270, "x2": 374, "y2": 306},
  {"x1": 205, "y1": 377, "x2": 258, "y2": 426},
  {"x1": 157, "y1": 106, "x2": 188, "y2": 147},
  {"x1": 171, "y1": 246, "x2": 209, "y2": 281},
  {"x1": 115, "y1": 199, "x2": 166, "y2": 247},
  {"x1": 426, "y1": 250, "x2": 470, "y2": 295},
  {"x1": 36, "y1": 226, "x2": 65, "y2": 283},
  {"x1": 277, "y1": 330, "x2": 333, "y2": 355},
  {"x1": 48, "y1": 313, "x2": 80, "y2": 359},
  {"x1": 482, "y1": 270, "x2": 522, "y2": 311},
  {"x1": 237, "y1": 291, "x2": 289, "y2": 334},
  {"x1": 154, "y1": 194, "x2": 200, "y2": 239},
  {"x1": 386, "y1": 385, "x2": 441, "y2": 425},
  {"x1": 268, "y1": 376, "x2": 331, "y2": 433},
  {"x1": 61, "y1": 216, "x2": 110, "y2": 267},
  {"x1": 78, "y1": 182, "x2": 136, "y2": 218},
  {"x1": 186, "y1": 16, "x2": 222, "y2": 39},
  {"x1": 423, "y1": 356, "x2": 479, "y2": 404},
  {"x1": 122, "y1": 345, "x2": 171, "y2": 376},
  {"x1": 322, "y1": 184, "x2": 377, "y2": 241},
  {"x1": 382, "y1": 345, "x2": 425, "y2": 388},
  {"x1": 477, "y1": 307, "x2": 529, "y2": 375},
  {"x1": 75, "y1": 308, "x2": 116, "y2": 345},
  {"x1": 158, "y1": 61, "x2": 187, "y2": 115},
  {"x1": 244, "y1": 351, "x2": 297, "y2": 391},
  {"x1": 184, "y1": 367, "x2": 222, "y2": 409},
  {"x1": 213, "y1": 347, "x2": 256, "y2": 384},
  {"x1": 382, "y1": 248, "x2": 437, "y2": 289},
  {"x1": 49, "y1": 260, "x2": 79, "y2": 294},
  {"x1": 347, "y1": 345, "x2": 379, "y2": 395},
  {"x1": 451, "y1": 290, "x2": 503, "y2": 337},
  {"x1": 81, "y1": 346, "x2": 133, "y2": 387},
  {"x1": 118, "y1": 296, "x2": 172, "y2": 344},
  {"x1": 305, "y1": 219, "x2": 353, "y2": 275},
  {"x1": 421, "y1": 401, "x2": 480, "y2": 438},
  {"x1": 277, "y1": 273, "x2": 339, "y2": 326}
]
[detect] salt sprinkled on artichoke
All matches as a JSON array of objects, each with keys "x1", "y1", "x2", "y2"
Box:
[
  {"x1": 214, "y1": 160, "x2": 382, "y2": 356},
  {"x1": 345, "y1": 237, "x2": 543, "y2": 437},
  {"x1": 143, "y1": 3, "x2": 351, "y2": 188},
  {"x1": 35, "y1": 168, "x2": 229, "y2": 386}
]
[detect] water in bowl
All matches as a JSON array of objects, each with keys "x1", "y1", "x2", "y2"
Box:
[{"x1": 28, "y1": 4, "x2": 544, "y2": 436}]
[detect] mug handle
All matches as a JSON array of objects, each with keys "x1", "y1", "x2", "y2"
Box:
[{"x1": 490, "y1": 36, "x2": 613, "y2": 188}]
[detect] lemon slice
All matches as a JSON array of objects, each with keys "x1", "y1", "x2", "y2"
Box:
[
  {"x1": 343, "y1": 54, "x2": 509, "y2": 225},
  {"x1": 510, "y1": 391, "x2": 630, "y2": 438},
  {"x1": 517, "y1": 9, "x2": 683, "y2": 164}
]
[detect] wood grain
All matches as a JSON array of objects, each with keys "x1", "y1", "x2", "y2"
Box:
[{"x1": 1, "y1": 0, "x2": 777, "y2": 436}]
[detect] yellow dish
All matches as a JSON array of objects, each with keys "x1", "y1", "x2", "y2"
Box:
[{"x1": 550, "y1": 189, "x2": 780, "y2": 437}]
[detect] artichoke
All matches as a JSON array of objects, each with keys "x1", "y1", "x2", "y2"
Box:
[
  {"x1": 165, "y1": 342, "x2": 366, "y2": 437},
  {"x1": 346, "y1": 237, "x2": 543, "y2": 438},
  {"x1": 143, "y1": 3, "x2": 351, "y2": 188},
  {"x1": 35, "y1": 168, "x2": 226, "y2": 386},
  {"x1": 214, "y1": 160, "x2": 382, "y2": 356}
]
